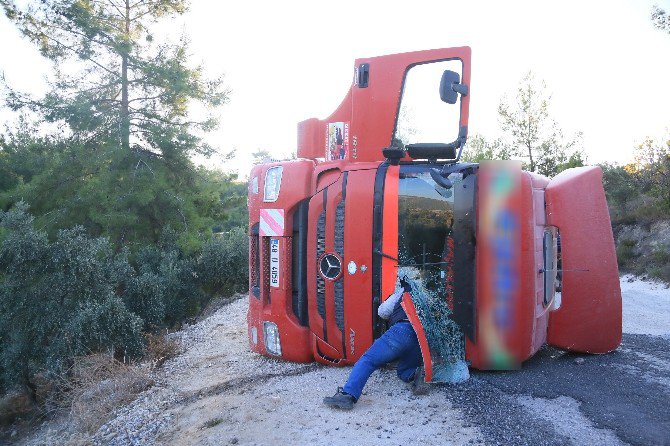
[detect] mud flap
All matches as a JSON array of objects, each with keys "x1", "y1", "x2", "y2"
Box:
[
  {"x1": 402, "y1": 292, "x2": 469, "y2": 384},
  {"x1": 545, "y1": 166, "x2": 622, "y2": 353}
]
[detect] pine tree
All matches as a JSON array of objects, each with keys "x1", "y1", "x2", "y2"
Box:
[
  {"x1": 0, "y1": 1, "x2": 235, "y2": 249},
  {"x1": 1, "y1": 0, "x2": 226, "y2": 157}
]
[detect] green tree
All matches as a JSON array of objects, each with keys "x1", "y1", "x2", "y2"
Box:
[
  {"x1": 497, "y1": 72, "x2": 584, "y2": 177},
  {"x1": 0, "y1": 0, "x2": 233, "y2": 250},
  {"x1": 251, "y1": 148, "x2": 272, "y2": 164},
  {"x1": 652, "y1": 5, "x2": 670, "y2": 34},
  {"x1": 1, "y1": 0, "x2": 226, "y2": 156},
  {"x1": 634, "y1": 136, "x2": 670, "y2": 210},
  {"x1": 600, "y1": 162, "x2": 639, "y2": 222},
  {"x1": 460, "y1": 134, "x2": 511, "y2": 163}
]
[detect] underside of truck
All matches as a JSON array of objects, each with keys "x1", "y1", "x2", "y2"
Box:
[{"x1": 247, "y1": 47, "x2": 622, "y2": 380}]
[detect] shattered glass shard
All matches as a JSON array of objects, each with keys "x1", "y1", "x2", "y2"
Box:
[{"x1": 399, "y1": 266, "x2": 469, "y2": 384}]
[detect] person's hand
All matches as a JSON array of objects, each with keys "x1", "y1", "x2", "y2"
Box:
[{"x1": 399, "y1": 276, "x2": 411, "y2": 292}]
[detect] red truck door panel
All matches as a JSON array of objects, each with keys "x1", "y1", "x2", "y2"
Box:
[
  {"x1": 298, "y1": 47, "x2": 471, "y2": 163},
  {"x1": 545, "y1": 166, "x2": 622, "y2": 353}
]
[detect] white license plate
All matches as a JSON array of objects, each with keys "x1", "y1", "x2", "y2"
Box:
[{"x1": 270, "y1": 239, "x2": 280, "y2": 288}]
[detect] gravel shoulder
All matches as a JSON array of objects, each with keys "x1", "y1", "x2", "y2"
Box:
[{"x1": 19, "y1": 276, "x2": 670, "y2": 446}]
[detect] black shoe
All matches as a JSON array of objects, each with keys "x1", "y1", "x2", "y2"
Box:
[
  {"x1": 323, "y1": 387, "x2": 356, "y2": 410},
  {"x1": 411, "y1": 366, "x2": 429, "y2": 395}
]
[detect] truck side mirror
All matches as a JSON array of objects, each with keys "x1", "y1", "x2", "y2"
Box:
[{"x1": 440, "y1": 70, "x2": 469, "y2": 104}]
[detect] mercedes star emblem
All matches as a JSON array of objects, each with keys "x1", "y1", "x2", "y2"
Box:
[{"x1": 320, "y1": 254, "x2": 342, "y2": 280}]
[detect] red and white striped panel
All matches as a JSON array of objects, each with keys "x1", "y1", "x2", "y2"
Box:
[{"x1": 259, "y1": 209, "x2": 286, "y2": 236}]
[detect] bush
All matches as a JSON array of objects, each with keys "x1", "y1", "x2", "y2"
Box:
[
  {"x1": 616, "y1": 238, "x2": 638, "y2": 268},
  {"x1": 123, "y1": 231, "x2": 205, "y2": 329},
  {"x1": 0, "y1": 204, "x2": 143, "y2": 395},
  {"x1": 0, "y1": 205, "x2": 250, "y2": 397},
  {"x1": 197, "y1": 226, "x2": 249, "y2": 296}
]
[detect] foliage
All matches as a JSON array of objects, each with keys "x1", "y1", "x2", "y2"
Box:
[
  {"x1": 123, "y1": 229, "x2": 204, "y2": 329},
  {"x1": 601, "y1": 162, "x2": 639, "y2": 223},
  {"x1": 461, "y1": 134, "x2": 511, "y2": 163},
  {"x1": 0, "y1": 0, "x2": 236, "y2": 252},
  {"x1": 497, "y1": 72, "x2": 585, "y2": 177},
  {"x1": 602, "y1": 134, "x2": 670, "y2": 224},
  {"x1": 652, "y1": 5, "x2": 670, "y2": 34},
  {"x1": 0, "y1": 0, "x2": 227, "y2": 156},
  {"x1": 251, "y1": 149, "x2": 272, "y2": 164},
  {"x1": 197, "y1": 227, "x2": 249, "y2": 296},
  {"x1": 0, "y1": 1, "x2": 251, "y2": 399},
  {"x1": 633, "y1": 136, "x2": 670, "y2": 210},
  {"x1": 0, "y1": 203, "x2": 249, "y2": 395},
  {"x1": 0, "y1": 204, "x2": 143, "y2": 395},
  {"x1": 616, "y1": 238, "x2": 637, "y2": 265}
]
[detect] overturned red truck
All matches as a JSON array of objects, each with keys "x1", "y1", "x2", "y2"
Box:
[{"x1": 246, "y1": 47, "x2": 622, "y2": 381}]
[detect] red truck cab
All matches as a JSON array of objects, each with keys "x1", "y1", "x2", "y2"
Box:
[{"x1": 247, "y1": 47, "x2": 622, "y2": 380}]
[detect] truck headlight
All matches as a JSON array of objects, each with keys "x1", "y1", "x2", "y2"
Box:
[
  {"x1": 263, "y1": 167, "x2": 283, "y2": 202},
  {"x1": 263, "y1": 321, "x2": 282, "y2": 356}
]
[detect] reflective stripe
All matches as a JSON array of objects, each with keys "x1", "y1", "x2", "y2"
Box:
[{"x1": 260, "y1": 209, "x2": 285, "y2": 236}]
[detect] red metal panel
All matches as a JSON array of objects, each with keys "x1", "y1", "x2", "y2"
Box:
[
  {"x1": 297, "y1": 118, "x2": 323, "y2": 160},
  {"x1": 381, "y1": 166, "x2": 400, "y2": 300},
  {"x1": 297, "y1": 47, "x2": 471, "y2": 163},
  {"x1": 351, "y1": 47, "x2": 471, "y2": 163},
  {"x1": 342, "y1": 168, "x2": 378, "y2": 361},
  {"x1": 246, "y1": 237, "x2": 313, "y2": 362},
  {"x1": 248, "y1": 160, "x2": 315, "y2": 234},
  {"x1": 246, "y1": 160, "x2": 316, "y2": 363},
  {"x1": 402, "y1": 293, "x2": 434, "y2": 382},
  {"x1": 545, "y1": 167, "x2": 622, "y2": 353}
]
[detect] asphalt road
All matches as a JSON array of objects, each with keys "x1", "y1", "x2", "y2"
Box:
[{"x1": 441, "y1": 333, "x2": 670, "y2": 445}]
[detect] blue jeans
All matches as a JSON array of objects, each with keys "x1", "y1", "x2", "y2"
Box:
[{"x1": 342, "y1": 321, "x2": 422, "y2": 400}]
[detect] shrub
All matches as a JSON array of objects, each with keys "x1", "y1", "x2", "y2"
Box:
[
  {"x1": 123, "y1": 231, "x2": 205, "y2": 329},
  {"x1": 197, "y1": 226, "x2": 249, "y2": 296},
  {"x1": 144, "y1": 333, "x2": 181, "y2": 369},
  {"x1": 616, "y1": 238, "x2": 638, "y2": 268},
  {"x1": 0, "y1": 204, "x2": 143, "y2": 395},
  {"x1": 652, "y1": 244, "x2": 670, "y2": 264}
]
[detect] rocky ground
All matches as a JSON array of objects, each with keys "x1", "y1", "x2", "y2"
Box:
[{"x1": 16, "y1": 275, "x2": 670, "y2": 446}]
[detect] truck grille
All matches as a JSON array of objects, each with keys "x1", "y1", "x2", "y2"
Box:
[
  {"x1": 333, "y1": 175, "x2": 347, "y2": 333},
  {"x1": 249, "y1": 235, "x2": 260, "y2": 298},
  {"x1": 316, "y1": 210, "x2": 326, "y2": 321}
]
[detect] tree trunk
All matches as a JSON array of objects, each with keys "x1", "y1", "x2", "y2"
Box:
[
  {"x1": 527, "y1": 142, "x2": 535, "y2": 172},
  {"x1": 121, "y1": 0, "x2": 131, "y2": 151}
]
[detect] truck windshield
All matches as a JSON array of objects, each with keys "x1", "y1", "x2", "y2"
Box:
[
  {"x1": 397, "y1": 163, "x2": 475, "y2": 382},
  {"x1": 398, "y1": 165, "x2": 456, "y2": 294}
]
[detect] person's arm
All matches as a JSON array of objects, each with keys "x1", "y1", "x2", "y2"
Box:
[{"x1": 377, "y1": 288, "x2": 404, "y2": 319}]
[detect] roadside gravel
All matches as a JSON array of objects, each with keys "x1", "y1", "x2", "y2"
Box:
[{"x1": 18, "y1": 276, "x2": 670, "y2": 445}]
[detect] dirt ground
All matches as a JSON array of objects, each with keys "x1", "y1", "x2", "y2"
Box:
[{"x1": 18, "y1": 275, "x2": 670, "y2": 446}]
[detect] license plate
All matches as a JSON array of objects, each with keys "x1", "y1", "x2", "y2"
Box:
[{"x1": 270, "y1": 239, "x2": 280, "y2": 288}]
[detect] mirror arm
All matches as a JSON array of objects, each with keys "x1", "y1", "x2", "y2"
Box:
[
  {"x1": 453, "y1": 125, "x2": 468, "y2": 163},
  {"x1": 452, "y1": 83, "x2": 469, "y2": 96}
]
